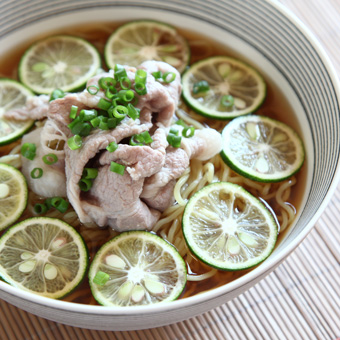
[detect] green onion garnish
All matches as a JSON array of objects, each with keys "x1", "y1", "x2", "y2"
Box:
[
  {"x1": 135, "y1": 69, "x2": 147, "y2": 84},
  {"x1": 98, "y1": 77, "x2": 116, "y2": 90},
  {"x1": 79, "y1": 178, "x2": 93, "y2": 192},
  {"x1": 111, "y1": 105, "x2": 128, "y2": 119},
  {"x1": 90, "y1": 117, "x2": 101, "y2": 128},
  {"x1": 31, "y1": 167, "x2": 43, "y2": 179},
  {"x1": 135, "y1": 82, "x2": 147, "y2": 95},
  {"x1": 51, "y1": 197, "x2": 69, "y2": 213},
  {"x1": 167, "y1": 133, "x2": 182, "y2": 148},
  {"x1": 220, "y1": 94, "x2": 234, "y2": 108},
  {"x1": 152, "y1": 71, "x2": 162, "y2": 79},
  {"x1": 69, "y1": 105, "x2": 78, "y2": 119},
  {"x1": 67, "y1": 116, "x2": 81, "y2": 130},
  {"x1": 162, "y1": 72, "x2": 176, "y2": 83},
  {"x1": 45, "y1": 198, "x2": 53, "y2": 210},
  {"x1": 127, "y1": 103, "x2": 140, "y2": 120},
  {"x1": 120, "y1": 77, "x2": 132, "y2": 90},
  {"x1": 87, "y1": 85, "x2": 99, "y2": 95},
  {"x1": 118, "y1": 89, "x2": 134, "y2": 103},
  {"x1": 97, "y1": 98, "x2": 112, "y2": 111},
  {"x1": 82, "y1": 168, "x2": 98, "y2": 179},
  {"x1": 129, "y1": 136, "x2": 144, "y2": 146},
  {"x1": 193, "y1": 80, "x2": 210, "y2": 94},
  {"x1": 49, "y1": 89, "x2": 65, "y2": 101},
  {"x1": 107, "y1": 118, "x2": 118, "y2": 129},
  {"x1": 138, "y1": 131, "x2": 153, "y2": 144},
  {"x1": 79, "y1": 109, "x2": 97, "y2": 122},
  {"x1": 42, "y1": 153, "x2": 58, "y2": 165},
  {"x1": 105, "y1": 87, "x2": 117, "y2": 99},
  {"x1": 110, "y1": 161, "x2": 125, "y2": 175},
  {"x1": 114, "y1": 64, "x2": 127, "y2": 81},
  {"x1": 71, "y1": 121, "x2": 92, "y2": 137},
  {"x1": 182, "y1": 126, "x2": 195, "y2": 138},
  {"x1": 67, "y1": 135, "x2": 82, "y2": 150},
  {"x1": 106, "y1": 141, "x2": 118, "y2": 153},
  {"x1": 33, "y1": 203, "x2": 48, "y2": 215},
  {"x1": 21, "y1": 143, "x2": 36, "y2": 160},
  {"x1": 169, "y1": 126, "x2": 180, "y2": 136},
  {"x1": 93, "y1": 271, "x2": 110, "y2": 286}
]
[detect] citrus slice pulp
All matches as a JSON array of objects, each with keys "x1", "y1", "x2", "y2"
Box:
[
  {"x1": 19, "y1": 35, "x2": 101, "y2": 94},
  {"x1": 220, "y1": 115, "x2": 305, "y2": 182},
  {"x1": 0, "y1": 163, "x2": 28, "y2": 231},
  {"x1": 0, "y1": 79, "x2": 34, "y2": 146},
  {"x1": 0, "y1": 217, "x2": 89, "y2": 299},
  {"x1": 182, "y1": 182, "x2": 278, "y2": 271},
  {"x1": 89, "y1": 231, "x2": 187, "y2": 306},
  {"x1": 104, "y1": 20, "x2": 190, "y2": 73},
  {"x1": 182, "y1": 56, "x2": 266, "y2": 119}
]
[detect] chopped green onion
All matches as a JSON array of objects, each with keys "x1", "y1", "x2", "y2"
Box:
[
  {"x1": 67, "y1": 135, "x2": 82, "y2": 150},
  {"x1": 129, "y1": 136, "x2": 144, "y2": 146},
  {"x1": 82, "y1": 168, "x2": 98, "y2": 179},
  {"x1": 68, "y1": 116, "x2": 81, "y2": 130},
  {"x1": 107, "y1": 118, "x2": 118, "y2": 129},
  {"x1": 97, "y1": 98, "x2": 112, "y2": 111},
  {"x1": 79, "y1": 109, "x2": 97, "y2": 122},
  {"x1": 135, "y1": 69, "x2": 147, "y2": 84},
  {"x1": 71, "y1": 121, "x2": 92, "y2": 137},
  {"x1": 98, "y1": 77, "x2": 116, "y2": 90},
  {"x1": 118, "y1": 89, "x2": 134, "y2": 103},
  {"x1": 87, "y1": 85, "x2": 99, "y2": 95},
  {"x1": 93, "y1": 271, "x2": 110, "y2": 285},
  {"x1": 135, "y1": 82, "x2": 147, "y2": 95},
  {"x1": 152, "y1": 71, "x2": 162, "y2": 79},
  {"x1": 21, "y1": 143, "x2": 36, "y2": 160},
  {"x1": 127, "y1": 103, "x2": 140, "y2": 120},
  {"x1": 42, "y1": 153, "x2": 58, "y2": 165},
  {"x1": 49, "y1": 89, "x2": 65, "y2": 101},
  {"x1": 193, "y1": 80, "x2": 210, "y2": 94},
  {"x1": 33, "y1": 203, "x2": 48, "y2": 215},
  {"x1": 106, "y1": 141, "x2": 118, "y2": 152},
  {"x1": 79, "y1": 178, "x2": 93, "y2": 192},
  {"x1": 114, "y1": 64, "x2": 127, "y2": 81},
  {"x1": 119, "y1": 77, "x2": 132, "y2": 90},
  {"x1": 182, "y1": 126, "x2": 195, "y2": 138},
  {"x1": 45, "y1": 198, "x2": 53, "y2": 210},
  {"x1": 30, "y1": 167, "x2": 43, "y2": 179},
  {"x1": 105, "y1": 87, "x2": 117, "y2": 99},
  {"x1": 169, "y1": 126, "x2": 180, "y2": 136},
  {"x1": 220, "y1": 95, "x2": 234, "y2": 108},
  {"x1": 111, "y1": 105, "x2": 128, "y2": 119},
  {"x1": 175, "y1": 119, "x2": 187, "y2": 128},
  {"x1": 69, "y1": 105, "x2": 78, "y2": 119},
  {"x1": 99, "y1": 120, "x2": 109, "y2": 130},
  {"x1": 110, "y1": 161, "x2": 125, "y2": 175},
  {"x1": 137, "y1": 131, "x2": 153, "y2": 144},
  {"x1": 167, "y1": 133, "x2": 182, "y2": 148},
  {"x1": 162, "y1": 72, "x2": 176, "y2": 83},
  {"x1": 90, "y1": 117, "x2": 101, "y2": 128},
  {"x1": 51, "y1": 197, "x2": 69, "y2": 213}
]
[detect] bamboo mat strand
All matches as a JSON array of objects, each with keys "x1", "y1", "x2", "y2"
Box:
[{"x1": 0, "y1": 0, "x2": 340, "y2": 339}]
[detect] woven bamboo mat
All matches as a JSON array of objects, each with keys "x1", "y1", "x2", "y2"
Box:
[{"x1": 1, "y1": 0, "x2": 339, "y2": 339}]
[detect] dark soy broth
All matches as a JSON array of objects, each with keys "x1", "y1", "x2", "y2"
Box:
[{"x1": 0, "y1": 22, "x2": 307, "y2": 304}]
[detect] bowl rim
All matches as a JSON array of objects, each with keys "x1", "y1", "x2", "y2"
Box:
[{"x1": 1, "y1": 0, "x2": 340, "y2": 316}]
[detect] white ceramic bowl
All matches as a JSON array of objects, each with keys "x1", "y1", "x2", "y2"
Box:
[{"x1": 1, "y1": 0, "x2": 339, "y2": 331}]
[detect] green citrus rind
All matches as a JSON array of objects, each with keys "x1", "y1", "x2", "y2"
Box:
[
  {"x1": 104, "y1": 20, "x2": 190, "y2": 73},
  {"x1": 0, "y1": 163, "x2": 28, "y2": 231},
  {"x1": 89, "y1": 230, "x2": 187, "y2": 307},
  {"x1": 220, "y1": 115, "x2": 305, "y2": 182},
  {"x1": 182, "y1": 56, "x2": 266, "y2": 120},
  {"x1": 18, "y1": 35, "x2": 101, "y2": 94},
  {"x1": 0, "y1": 78, "x2": 34, "y2": 146},
  {"x1": 182, "y1": 182, "x2": 278, "y2": 271},
  {"x1": 0, "y1": 217, "x2": 89, "y2": 299}
]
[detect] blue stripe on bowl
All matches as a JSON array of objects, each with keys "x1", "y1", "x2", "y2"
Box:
[{"x1": 0, "y1": 0, "x2": 339, "y2": 235}]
